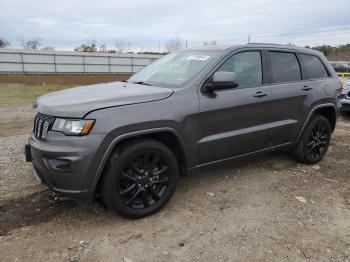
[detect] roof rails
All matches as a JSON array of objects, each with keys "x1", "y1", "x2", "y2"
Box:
[{"x1": 248, "y1": 42, "x2": 296, "y2": 47}]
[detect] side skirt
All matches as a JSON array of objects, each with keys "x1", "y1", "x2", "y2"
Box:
[{"x1": 189, "y1": 142, "x2": 293, "y2": 170}]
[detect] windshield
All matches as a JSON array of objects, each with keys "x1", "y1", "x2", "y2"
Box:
[{"x1": 128, "y1": 50, "x2": 223, "y2": 87}]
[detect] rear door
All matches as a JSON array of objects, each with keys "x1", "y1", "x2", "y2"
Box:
[
  {"x1": 298, "y1": 53, "x2": 331, "y2": 98},
  {"x1": 197, "y1": 50, "x2": 272, "y2": 164},
  {"x1": 266, "y1": 50, "x2": 319, "y2": 146}
]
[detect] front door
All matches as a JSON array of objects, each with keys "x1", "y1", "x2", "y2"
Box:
[{"x1": 197, "y1": 50, "x2": 272, "y2": 164}]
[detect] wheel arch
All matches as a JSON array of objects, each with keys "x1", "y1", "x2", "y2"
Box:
[
  {"x1": 297, "y1": 103, "x2": 337, "y2": 141},
  {"x1": 92, "y1": 127, "x2": 188, "y2": 194}
]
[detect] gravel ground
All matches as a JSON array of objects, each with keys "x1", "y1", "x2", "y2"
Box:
[
  {"x1": 0, "y1": 105, "x2": 350, "y2": 262},
  {"x1": 0, "y1": 106, "x2": 45, "y2": 202}
]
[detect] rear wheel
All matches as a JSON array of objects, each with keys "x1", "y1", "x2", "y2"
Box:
[
  {"x1": 102, "y1": 139, "x2": 179, "y2": 218},
  {"x1": 295, "y1": 115, "x2": 331, "y2": 164}
]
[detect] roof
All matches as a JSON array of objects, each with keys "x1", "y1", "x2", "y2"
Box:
[{"x1": 186, "y1": 43, "x2": 321, "y2": 55}]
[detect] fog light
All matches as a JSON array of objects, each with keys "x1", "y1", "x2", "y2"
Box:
[{"x1": 47, "y1": 159, "x2": 71, "y2": 171}]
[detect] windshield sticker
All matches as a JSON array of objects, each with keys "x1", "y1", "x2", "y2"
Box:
[{"x1": 186, "y1": 55, "x2": 210, "y2": 61}]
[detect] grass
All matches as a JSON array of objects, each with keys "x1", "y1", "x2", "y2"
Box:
[{"x1": 0, "y1": 83, "x2": 74, "y2": 107}]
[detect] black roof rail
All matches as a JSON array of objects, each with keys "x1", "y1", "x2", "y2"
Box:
[{"x1": 248, "y1": 42, "x2": 296, "y2": 47}]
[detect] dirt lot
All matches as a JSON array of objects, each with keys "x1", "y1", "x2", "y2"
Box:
[{"x1": 0, "y1": 83, "x2": 350, "y2": 262}]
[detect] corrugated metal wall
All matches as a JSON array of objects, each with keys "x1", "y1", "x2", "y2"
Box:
[{"x1": 0, "y1": 49, "x2": 162, "y2": 74}]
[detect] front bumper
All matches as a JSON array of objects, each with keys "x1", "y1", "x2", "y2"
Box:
[
  {"x1": 340, "y1": 85, "x2": 350, "y2": 112},
  {"x1": 25, "y1": 131, "x2": 106, "y2": 200}
]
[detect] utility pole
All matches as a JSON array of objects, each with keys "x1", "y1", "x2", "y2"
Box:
[{"x1": 247, "y1": 34, "x2": 251, "y2": 44}]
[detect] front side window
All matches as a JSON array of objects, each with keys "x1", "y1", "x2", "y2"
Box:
[
  {"x1": 217, "y1": 51, "x2": 262, "y2": 88},
  {"x1": 300, "y1": 54, "x2": 329, "y2": 79},
  {"x1": 269, "y1": 52, "x2": 301, "y2": 83}
]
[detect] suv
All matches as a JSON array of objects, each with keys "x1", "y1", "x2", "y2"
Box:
[{"x1": 25, "y1": 44, "x2": 341, "y2": 218}]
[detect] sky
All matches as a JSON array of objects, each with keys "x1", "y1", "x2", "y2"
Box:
[{"x1": 0, "y1": 0, "x2": 349, "y2": 51}]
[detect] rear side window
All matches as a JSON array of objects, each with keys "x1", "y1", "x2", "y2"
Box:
[
  {"x1": 300, "y1": 54, "x2": 329, "y2": 79},
  {"x1": 269, "y1": 52, "x2": 301, "y2": 83},
  {"x1": 218, "y1": 51, "x2": 262, "y2": 88}
]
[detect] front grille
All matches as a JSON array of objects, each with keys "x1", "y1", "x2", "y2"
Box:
[{"x1": 33, "y1": 113, "x2": 55, "y2": 140}]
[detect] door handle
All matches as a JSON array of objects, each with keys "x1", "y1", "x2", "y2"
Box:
[
  {"x1": 253, "y1": 91, "x2": 269, "y2": 98},
  {"x1": 301, "y1": 86, "x2": 313, "y2": 91}
]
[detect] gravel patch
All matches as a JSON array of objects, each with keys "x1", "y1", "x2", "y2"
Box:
[{"x1": 0, "y1": 134, "x2": 45, "y2": 202}]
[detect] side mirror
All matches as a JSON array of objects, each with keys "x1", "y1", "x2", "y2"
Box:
[{"x1": 205, "y1": 71, "x2": 239, "y2": 92}]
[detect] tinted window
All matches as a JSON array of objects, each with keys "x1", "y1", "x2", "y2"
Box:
[
  {"x1": 269, "y1": 52, "x2": 301, "y2": 83},
  {"x1": 218, "y1": 51, "x2": 262, "y2": 88},
  {"x1": 300, "y1": 54, "x2": 329, "y2": 79}
]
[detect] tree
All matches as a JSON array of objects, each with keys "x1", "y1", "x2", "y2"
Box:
[
  {"x1": 165, "y1": 36, "x2": 183, "y2": 52},
  {"x1": 203, "y1": 40, "x2": 217, "y2": 46},
  {"x1": 313, "y1": 45, "x2": 334, "y2": 56},
  {"x1": 74, "y1": 40, "x2": 98, "y2": 52},
  {"x1": 19, "y1": 37, "x2": 41, "y2": 50},
  {"x1": 0, "y1": 38, "x2": 10, "y2": 48}
]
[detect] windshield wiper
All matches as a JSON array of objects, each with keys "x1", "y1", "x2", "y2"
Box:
[{"x1": 131, "y1": 81, "x2": 151, "y2": 86}]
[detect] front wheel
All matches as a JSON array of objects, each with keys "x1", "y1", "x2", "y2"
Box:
[
  {"x1": 102, "y1": 139, "x2": 179, "y2": 218},
  {"x1": 294, "y1": 115, "x2": 331, "y2": 164}
]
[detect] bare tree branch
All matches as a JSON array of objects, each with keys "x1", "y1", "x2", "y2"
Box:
[
  {"x1": 74, "y1": 39, "x2": 98, "y2": 52},
  {"x1": 0, "y1": 38, "x2": 10, "y2": 48},
  {"x1": 19, "y1": 37, "x2": 41, "y2": 50}
]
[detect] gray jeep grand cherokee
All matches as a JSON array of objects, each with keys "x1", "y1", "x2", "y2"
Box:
[{"x1": 25, "y1": 44, "x2": 342, "y2": 218}]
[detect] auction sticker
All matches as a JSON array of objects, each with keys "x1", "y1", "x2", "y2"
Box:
[{"x1": 186, "y1": 55, "x2": 210, "y2": 61}]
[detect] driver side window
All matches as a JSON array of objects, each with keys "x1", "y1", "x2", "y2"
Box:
[{"x1": 218, "y1": 51, "x2": 262, "y2": 88}]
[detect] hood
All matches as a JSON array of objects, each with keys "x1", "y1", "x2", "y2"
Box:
[{"x1": 36, "y1": 81, "x2": 174, "y2": 118}]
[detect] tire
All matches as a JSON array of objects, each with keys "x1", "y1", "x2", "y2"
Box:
[
  {"x1": 294, "y1": 115, "x2": 331, "y2": 164},
  {"x1": 102, "y1": 139, "x2": 179, "y2": 218}
]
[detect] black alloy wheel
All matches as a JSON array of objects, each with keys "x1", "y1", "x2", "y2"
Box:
[
  {"x1": 118, "y1": 151, "x2": 170, "y2": 209},
  {"x1": 305, "y1": 121, "x2": 329, "y2": 162},
  {"x1": 102, "y1": 139, "x2": 179, "y2": 218},
  {"x1": 295, "y1": 115, "x2": 331, "y2": 164}
]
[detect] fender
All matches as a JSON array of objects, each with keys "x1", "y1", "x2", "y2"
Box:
[
  {"x1": 295, "y1": 103, "x2": 337, "y2": 142},
  {"x1": 90, "y1": 127, "x2": 187, "y2": 191}
]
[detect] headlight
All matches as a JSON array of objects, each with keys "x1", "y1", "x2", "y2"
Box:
[{"x1": 52, "y1": 118, "x2": 95, "y2": 136}]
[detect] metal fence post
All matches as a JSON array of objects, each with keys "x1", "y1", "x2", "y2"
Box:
[
  {"x1": 131, "y1": 57, "x2": 134, "y2": 73},
  {"x1": 53, "y1": 54, "x2": 57, "y2": 73},
  {"x1": 20, "y1": 53, "x2": 25, "y2": 73},
  {"x1": 82, "y1": 55, "x2": 86, "y2": 73}
]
